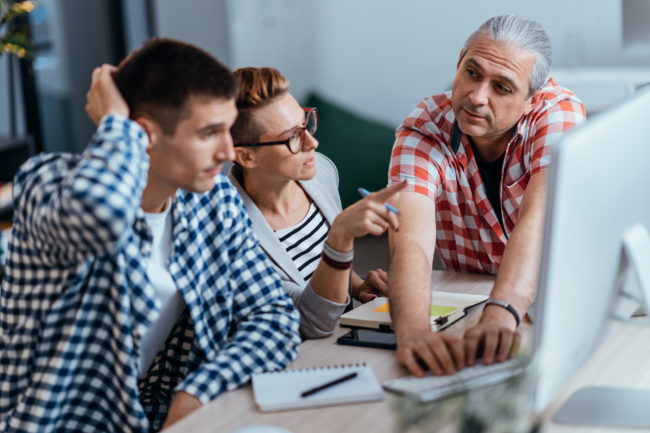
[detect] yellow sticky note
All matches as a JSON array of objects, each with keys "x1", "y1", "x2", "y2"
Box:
[
  {"x1": 373, "y1": 303, "x2": 457, "y2": 317},
  {"x1": 374, "y1": 303, "x2": 390, "y2": 313}
]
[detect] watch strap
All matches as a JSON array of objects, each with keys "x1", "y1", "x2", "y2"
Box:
[{"x1": 485, "y1": 298, "x2": 520, "y2": 327}]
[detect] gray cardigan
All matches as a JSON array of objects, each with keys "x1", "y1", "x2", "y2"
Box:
[{"x1": 227, "y1": 153, "x2": 349, "y2": 339}]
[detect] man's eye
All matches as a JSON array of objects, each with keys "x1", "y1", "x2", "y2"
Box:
[
  {"x1": 202, "y1": 128, "x2": 222, "y2": 139},
  {"x1": 496, "y1": 83, "x2": 512, "y2": 94}
]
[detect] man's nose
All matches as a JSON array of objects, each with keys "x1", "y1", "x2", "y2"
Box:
[
  {"x1": 469, "y1": 81, "x2": 490, "y2": 106},
  {"x1": 215, "y1": 133, "x2": 236, "y2": 162}
]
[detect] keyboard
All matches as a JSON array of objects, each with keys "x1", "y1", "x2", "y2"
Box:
[{"x1": 382, "y1": 356, "x2": 529, "y2": 402}]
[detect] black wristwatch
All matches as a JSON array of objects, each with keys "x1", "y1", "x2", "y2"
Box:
[{"x1": 485, "y1": 298, "x2": 520, "y2": 327}]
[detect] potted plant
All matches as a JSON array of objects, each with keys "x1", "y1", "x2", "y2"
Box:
[
  {"x1": 0, "y1": 1, "x2": 35, "y2": 226},
  {"x1": 1, "y1": 0, "x2": 34, "y2": 57}
]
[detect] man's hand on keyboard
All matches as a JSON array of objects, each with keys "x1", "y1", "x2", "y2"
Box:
[
  {"x1": 463, "y1": 306, "x2": 521, "y2": 367},
  {"x1": 395, "y1": 331, "x2": 465, "y2": 377}
]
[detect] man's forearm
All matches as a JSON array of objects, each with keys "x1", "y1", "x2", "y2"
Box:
[
  {"x1": 489, "y1": 223, "x2": 540, "y2": 317},
  {"x1": 489, "y1": 172, "x2": 548, "y2": 319},
  {"x1": 388, "y1": 239, "x2": 434, "y2": 338},
  {"x1": 387, "y1": 192, "x2": 438, "y2": 339},
  {"x1": 389, "y1": 227, "x2": 466, "y2": 376}
]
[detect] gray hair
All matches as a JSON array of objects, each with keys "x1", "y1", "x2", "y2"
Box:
[{"x1": 463, "y1": 15, "x2": 552, "y2": 97}]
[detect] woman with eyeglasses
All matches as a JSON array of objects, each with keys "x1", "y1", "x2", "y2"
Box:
[{"x1": 228, "y1": 67, "x2": 405, "y2": 339}]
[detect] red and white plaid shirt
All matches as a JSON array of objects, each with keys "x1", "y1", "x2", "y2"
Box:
[{"x1": 389, "y1": 79, "x2": 586, "y2": 274}]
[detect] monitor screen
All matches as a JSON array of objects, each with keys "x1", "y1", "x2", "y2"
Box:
[{"x1": 532, "y1": 87, "x2": 650, "y2": 412}]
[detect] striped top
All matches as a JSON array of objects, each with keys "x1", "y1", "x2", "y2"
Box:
[{"x1": 275, "y1": 202, "x2": 329, "y2": 281}]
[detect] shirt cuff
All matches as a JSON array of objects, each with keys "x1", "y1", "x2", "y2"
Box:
[{"x1": 295, "y1": 282, "x2": 349, "y2": 339}]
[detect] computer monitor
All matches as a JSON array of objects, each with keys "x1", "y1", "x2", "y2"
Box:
[{"x1": 531, "y1": 86, "x2": 650, "y2": 425}]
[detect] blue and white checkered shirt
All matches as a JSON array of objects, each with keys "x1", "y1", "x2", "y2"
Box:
[{"x1": 0, "y1": 115, "x2": 301, "y2": 432}]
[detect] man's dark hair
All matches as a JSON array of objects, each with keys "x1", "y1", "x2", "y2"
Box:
[{"x1": 114, "y1": 38, "x2": 238, "y2": 135}]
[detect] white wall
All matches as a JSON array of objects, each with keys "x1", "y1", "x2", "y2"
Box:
[
  {"x1": 153, "y1": 0, "x2": 232, "y2": 65},
  {"x1": 152, "y1": 0, "x2": 315, "y2": 100},
  {"x1": 227, "y1": 0, "x2": 315, "y2": 102},
  {"x1": 222, "y1": 0, "x2": 650, "y2": 126},
  {"x1": 308, "y1": 0, "x2": 645, "y2": 125},
  {"x1": 4, "y1": 1, "x2": 649, "y2": 142}
]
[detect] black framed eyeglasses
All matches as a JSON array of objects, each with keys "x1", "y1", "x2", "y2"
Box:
[{"x1": 235, "y1": 107, "x2": 317, "y2": 154}]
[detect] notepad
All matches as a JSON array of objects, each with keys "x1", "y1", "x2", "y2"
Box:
[
  {"x1": 252, "y1": 363, "x2": 384, "y2": 411},
  {"x1": 339, "y1": 291, "x2": 488, "y2": 332}
]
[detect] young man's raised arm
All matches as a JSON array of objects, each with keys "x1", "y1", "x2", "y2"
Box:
[
  {"x1": 388, "y1": 191, "x2": 465, "y2": 376},
  {"x1": 12, "y1": 65, "x2": 141, "y2": 263}
]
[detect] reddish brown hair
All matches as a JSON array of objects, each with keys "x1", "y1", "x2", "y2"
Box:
[{"x1": 231, "y1": 67, "x2": 289, "y2": 144}]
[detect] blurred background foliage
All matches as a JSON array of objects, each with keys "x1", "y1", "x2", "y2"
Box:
[{"x1": 1, "y1": 0, "x2": 35, "y2": 59}]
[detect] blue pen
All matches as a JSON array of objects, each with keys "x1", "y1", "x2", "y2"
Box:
[{"x1": 358, "y1": 188, "x2": 402, "y2": 216}]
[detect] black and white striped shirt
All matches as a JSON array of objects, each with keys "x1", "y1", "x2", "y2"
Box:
[{"x1": 275, "y1": 202, "x2": 329, "y2": 281}]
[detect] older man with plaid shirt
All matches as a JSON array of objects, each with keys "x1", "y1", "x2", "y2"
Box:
[
  {"x1": 387, "y1": 15, "x2": 586, "y2": 377},
  {"x1": 0, "y1": 39, "x2": 301, "y2": 432}
]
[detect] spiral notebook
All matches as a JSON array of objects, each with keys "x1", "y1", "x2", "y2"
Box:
[{"x1": 252, "y1": 363, "x2": 384, "y2": 411}]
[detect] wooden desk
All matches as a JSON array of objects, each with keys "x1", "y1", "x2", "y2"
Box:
[
  {"x1": 163, "y1": 271, "x2": 650, "y2": 433},
  {"x1": 540, "y1": 320, "x2": 650, "y2": 433},
  {"x1": 165, "y1": 271, "x2": 498, "y2": 433}
]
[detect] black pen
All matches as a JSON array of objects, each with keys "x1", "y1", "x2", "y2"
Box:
[{"x1": 300, "y1": 372, "x2": 358, "y2": 398}]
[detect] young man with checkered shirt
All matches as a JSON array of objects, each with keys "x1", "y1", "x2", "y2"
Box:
[
  {"x1": 0, "y1": 39, "x2": 301, "y2": 432},
  {"x1": 387, "y1": 15, "x2": 586, "y2": 376}
]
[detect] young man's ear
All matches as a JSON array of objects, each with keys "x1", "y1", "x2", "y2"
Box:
[
  {"x1": 234, "y1": 146, "x2": 257, "y2": 169},
  {"x1": 134, "y1": 117, "x2": 159, "y2": 149}
]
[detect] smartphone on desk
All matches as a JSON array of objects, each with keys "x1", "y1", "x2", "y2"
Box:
[{"x1": 336, "y1": 328, "x2": 396, "y2": 350}]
